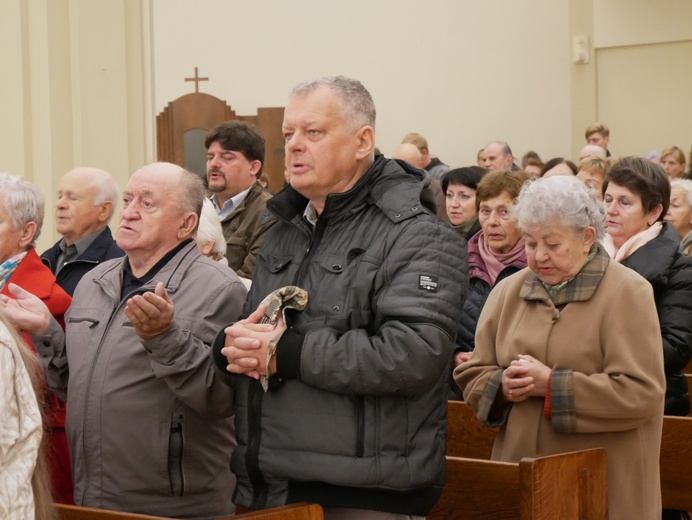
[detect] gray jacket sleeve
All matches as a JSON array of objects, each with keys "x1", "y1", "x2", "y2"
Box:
[
  {"x1": 141, "y1": 278, "x2": 246, "y2": 419},
  {"x1": 276, "y1": 219, "x2": 468, "y2": 396}
]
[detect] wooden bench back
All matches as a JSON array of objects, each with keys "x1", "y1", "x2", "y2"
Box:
[
  {"x1": 56, "y1": 505, "x2": 170, "y2": 520},
  {"x1": 429, "y1": 457, "x2": 520, "y2": 519},
  {"x1": 660, "y1": 415, "x2": 692, "y2": 511},
  {"x1": 683, "y1": 358, "x2": 692, "y2": 375},
  {"x1": 448, "y1": 399, "x2": 692, "y2": 512},
  {"x1": 225, "y1": 503, "x2": 323, "y2": 519},
  {"x1": 446, "y1": 399, "x2": 498, "y2": 458},
  {"x1": 56, "y1": 503, "x2": 323, "y2": 520},
  {"x1": 520, "y1": 448, "x2": 607, "y2": 519},
  {"x1": 429, "y1": 449, "x2": 607, "y2": 520}
]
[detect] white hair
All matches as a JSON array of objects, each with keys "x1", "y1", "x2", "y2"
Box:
[
  {"x1": 196, "y1": 198, "x2": 226, "y2": 261},
  {"x1": 68, "y1": 167, "x2": 120, "y2": 222},
  {"x1": 671, "y1": 179, "x2": 692, "y2": 206},
  {"x1": 513, "y1": 176, "x2": 606, "y2": 241},
  {"x1": 0, "y1": 172, "x2": 44, "y2": 246},
  {"x1": 89, "y1": 169, "x2": 120, "y2": 207}
]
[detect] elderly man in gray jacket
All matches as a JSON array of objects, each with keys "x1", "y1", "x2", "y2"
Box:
[
  {"x1": 1, "y1": 163, "x2": 246, "y2": 519},
  {"x1": 213, "y1": 76, "x2": 468, "y2": 519}
]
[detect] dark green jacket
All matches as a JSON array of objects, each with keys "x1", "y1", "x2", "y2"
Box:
[{"x1": 220, "y1": 181, "x2": 275, "y2": 279}]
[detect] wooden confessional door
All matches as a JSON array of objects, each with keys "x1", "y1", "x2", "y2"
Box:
[{"x1": 156, "y1": 92, "x2": 285, "y2": 193}]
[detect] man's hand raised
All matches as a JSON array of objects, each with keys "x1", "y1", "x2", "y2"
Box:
[
  {"x1": 125, "y1": 282, "x2": 175, "y2": 341},
  {"x1": 0, "y1": 283, "x2": 51, "y2": 335}
]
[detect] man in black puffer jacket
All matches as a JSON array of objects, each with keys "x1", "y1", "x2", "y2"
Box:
[{"x1": 213, "y1": 76, "x2": 468, "y2": 519}]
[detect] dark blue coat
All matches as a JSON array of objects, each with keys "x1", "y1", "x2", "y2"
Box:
[{"x1": 41, "y1": 226, "x2": 124, "y2": 296}]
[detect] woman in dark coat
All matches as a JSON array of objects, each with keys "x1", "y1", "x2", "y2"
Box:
[{"x1": 602, "y1": 157, "x2": 692, "y2": 520}]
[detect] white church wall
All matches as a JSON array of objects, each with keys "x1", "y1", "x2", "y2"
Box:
[{"x1": 152, "y1": 0, "x2": 572, "y2": 168}]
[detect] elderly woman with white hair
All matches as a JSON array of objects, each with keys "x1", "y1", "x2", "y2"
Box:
[
  {"x1": 455, "y1": 176, "x2": 665, "y2": 519},
  {"x1": 0, "y1": 310, "x2": 55, "y2": 520},
  {"x1": 665, "y1": 178, "x2": 692, "y2": 255},
  {"x1": 195, "y1": 198, "x2": 253, "y2": 289},
  {"x1": 195, "y1": 198, "x2": 228, "y2": 264},
  {"x1": 0, "y1": 173, "x2": 73, "y2": 503}
]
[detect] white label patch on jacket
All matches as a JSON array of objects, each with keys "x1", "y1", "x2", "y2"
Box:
[{"x1": 418, "y1": 275, "x2": 438, "y2": 292}]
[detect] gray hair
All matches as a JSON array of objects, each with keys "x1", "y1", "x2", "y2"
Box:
[
  {"x1": 671, "y1": 178, "x2": 692, "y2": 206},
  {"x1": 485, "y1": 140, "x2": 513, "y2": 157},
  {"x1": 196, "y1": 198, "x2": 226, "y2": 261},
  {"x1": 291, "y1": 76, "x2": 376, "y2": 130},
  {"x1": 68, "y1": 167, "x2": 119, "y2": 222},
  {"x1": 90, "y1": 169, "x2": 120, "y2": 207},
  {"x1": 174, "y1": 165, "x2": 206, "y2": 233},
  {"x1": 135, "y1": 163, "x2": 205, "y2": 233},
  {"x1": 0, "y1": 172, "x2": 44, "y2": 245},
  {"x1": 512, "y1": 175, "x2": 605, "y2": 241}
]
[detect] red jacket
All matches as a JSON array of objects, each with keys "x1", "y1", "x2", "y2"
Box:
[
  {"x1": 1, "y1": 247, "x2": 73, "y2": 503},
  {"x1": 2, "y1": 247, "x2": 71, "y2": 426}
]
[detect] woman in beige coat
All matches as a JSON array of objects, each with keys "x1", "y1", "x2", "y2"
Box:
[
  {"x1": 0, "y1": 310, "x2": 54, "y2": 520},
  {"x1": 455, "y1": 176, "x2": 665, "y2": 520}
]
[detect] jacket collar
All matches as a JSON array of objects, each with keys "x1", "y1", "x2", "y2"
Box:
[
  {"x1": 92, "y1": 241, "x2": 202, "y2": 299},
  {"x1": 41, "y1": 227, "x2": 120, "y2": 269},
  {"x1": 2, "y1": 248, "x2": 67, "y2": 303},
  {"x1": 619, "y1": 222, "x2": 681, "y2": 282},
  {"x1": 218, "y1": 181, "x2": 265, "y2": 222},
  {"x1": 267, "y1": 155, "x2": 435, "y2": 225},
  {"x1": 74, "y1": 227, "x2": 121, "y2": 262},
  {"x1": 520, "y1": 244, "x2": 610, "y2": 306}
]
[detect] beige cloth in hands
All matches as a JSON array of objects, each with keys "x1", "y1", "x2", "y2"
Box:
[{"x1": 258, "y1": 286, "x2": 308, "y2": 391}]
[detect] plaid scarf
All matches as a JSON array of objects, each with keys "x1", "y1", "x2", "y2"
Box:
[{"x1": 519, "y1": 244, "x2": 609, "y2": 306}]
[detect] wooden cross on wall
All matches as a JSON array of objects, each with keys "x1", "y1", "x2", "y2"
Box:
[{"x1": 184, "y1": 67, "x2": 209, "y2": 93}]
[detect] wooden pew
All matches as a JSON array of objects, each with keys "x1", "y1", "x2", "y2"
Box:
[
  {"x1": 684, "y1": 358, "x2": 692, "y2": 374},
  {"x1": 225, "y1": 503, "x2": 323, "y2": 520},
  {"x1": 429, "y1": 449, "x2": 607, "y2": 520},
  {"x1": 446, "y1": 399, "x2": 498, "y2": 458},
  {"x1": 447, "y1": 400, "x2": 692, "y2": 512},
  {"x1": 660, "y1": 416, "x2": 692, "y2": 511},
  {"x1": 56, "y1": 505, "x2": 170, "y2": 520},
  {"x1": 56, "y1": 503, "x2": 323, "y2": 520}
]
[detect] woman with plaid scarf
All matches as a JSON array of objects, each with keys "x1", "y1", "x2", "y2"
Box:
[{"x1": 456, "y1": 176, "x2": 666, "y2": 519}]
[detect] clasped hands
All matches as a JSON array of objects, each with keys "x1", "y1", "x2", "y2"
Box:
[
  {"x1": 502, "y1": 354, "x2": 552, "y2": 403},
  {"x1": 221, "y1": 305, "x2": 286, "y2": 380}
]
